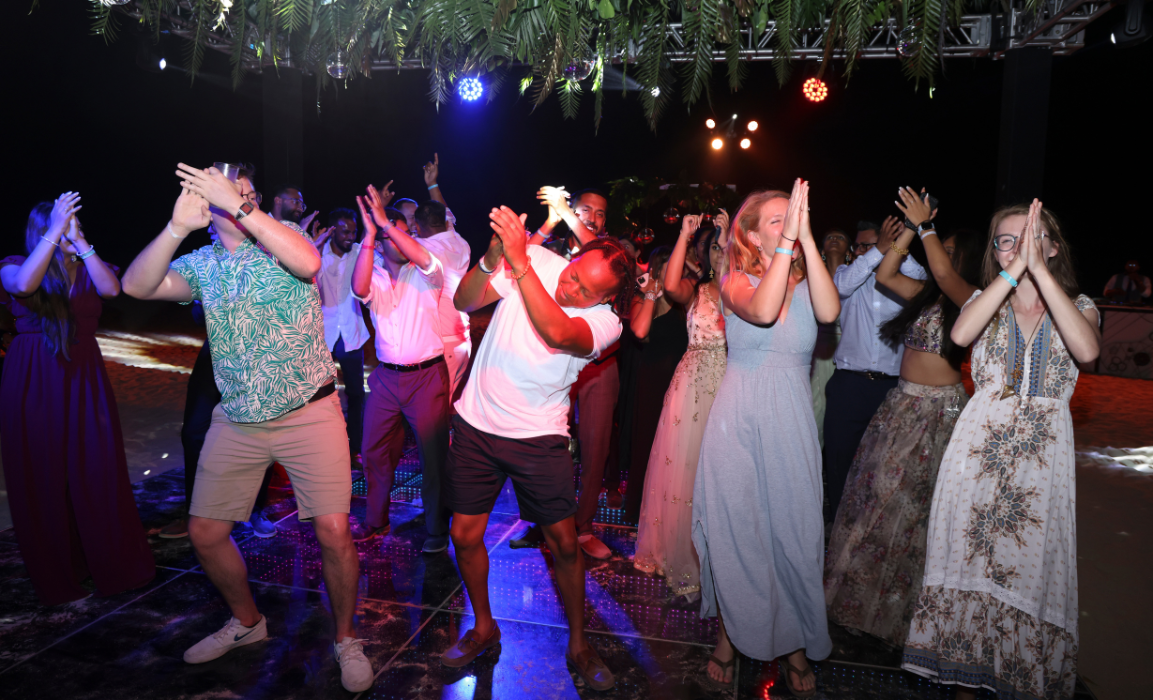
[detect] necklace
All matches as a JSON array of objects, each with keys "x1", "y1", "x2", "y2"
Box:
[{"x1": 1000, "y1": 303, "x2": 1047, "y2": 401}]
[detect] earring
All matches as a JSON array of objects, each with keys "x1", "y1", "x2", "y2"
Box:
[
  {"x1": 708, "y1": 268, "x2": 715, "y2": 280},
  {"x1": 845, "y1": 252, "x2": 852, "y2": 263},
  {"x1": 821, "y1": 253, "x2": 827, "y2": 262}
]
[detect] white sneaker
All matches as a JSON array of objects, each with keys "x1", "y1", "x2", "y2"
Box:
[
  {"x1": 184, "y1": 616, "x2": 268, "y2": 664},
  {"x1": 334, "y1": 637, "x2": 374, "y2": 692}
]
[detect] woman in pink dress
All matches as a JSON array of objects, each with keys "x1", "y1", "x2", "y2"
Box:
[{"x1": 1, "y1": 195, "x2": 154, "y2": 605}]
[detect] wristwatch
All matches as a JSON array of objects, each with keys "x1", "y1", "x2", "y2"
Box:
[
  {"x1": 917, "y1": 221, "x2": 935, "y2": 236},
  {"x1": 235, "y1": 201, "x2": 256, "y2": 220}
]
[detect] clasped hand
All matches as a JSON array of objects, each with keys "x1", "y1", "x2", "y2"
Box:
[{"x1": 489, "y1": 206, "x2": 530, "y2": 271}]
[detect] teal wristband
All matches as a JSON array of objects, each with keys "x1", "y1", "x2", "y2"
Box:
[
  {"x1": 428, "y1": 184, "x2": 439, "y2": 190},
  {"x1": 77, "y1": 247, "x2": 97, "y2": 260},
  {"x1": 999, "y1": 270, "x2": 1018, "y2": 288},
  {"x1": 775, "y1": 247, "x2": 793, "y2": 256}
]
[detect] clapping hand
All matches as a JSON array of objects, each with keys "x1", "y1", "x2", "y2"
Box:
[
  {"x1": 1023, "y1": 198, "x2": 1050, "y2": 277},
  {"x1": 355, "y1": 196, "x2": 379, "y2": 237},
  {"x1": 62, "y1": 216, "x2": 89, "y2": 250},
  {"x1": 879, "y1": 215, "x2": 903, "y2": 249},
  {"x1": 374, "y1": 180, "x2": 395, "y2": 209},
  {"x1": 798, "y1": 186, "x2": 814, "y2": 245},
  {"x1": 781, "y1": 178, "x2": 807, "y2": 247},
  {"x1": 423, "y1": 154, "x2": 439, "y2": 187},
  {"x1": 895, "y1": 187, "x2": 937, "y2": 228},
  {"x1": 48, "y1": 192, "x2": 82, "y2": 237},
  {"x1": 537, "y1": 186, "x2": 572, "y2": 214},
  {"x1": 489, "y1": 206, "x2": 530, "y2": 271},
  {"x1": 301, "y1": 210, "x2": 320, "y2": 232},
  {"x1": 176, "y1": 164, "x2": 244, "y2": 213},
  {"x1": 170, "y1": 187, "x2": 211, "y2": 237},
  {"x1": 364, "y1": 185, "x2": 393, "y2": 233}
]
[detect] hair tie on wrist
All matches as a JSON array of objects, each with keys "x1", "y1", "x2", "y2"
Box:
[{"x1": 999, "y1": 270, "x2": 1019, "y2": 288}]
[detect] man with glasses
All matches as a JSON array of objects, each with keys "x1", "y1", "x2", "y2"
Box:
[
  {"x1": 271, "y1": 185, "x2": 319, "y2": 232},
  {"x1": 823, "y1": 215, "x2": 926, "y2": 524}
]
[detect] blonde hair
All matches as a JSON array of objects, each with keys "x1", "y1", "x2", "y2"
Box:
[
  {"x1": 727, "y1": 190, "x2": 806, "y2": 280},
  {"x1": 981, "y1": 204, "x2": 1079, "y2": 297}
]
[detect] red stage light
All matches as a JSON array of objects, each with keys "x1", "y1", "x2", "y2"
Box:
[
  {"x1": 711, "y1": 138, "x2": 724, "y2": 150},
  {"x1": 706, "y1": 118, "x2": 716, "y2": 129},
  {"x1": 739, "y1": 138, "x2": 751, "y2": 149},
  {"x1": 802, "y1": 77, "x2": 828, "y2": 103},
  {"x1": 747, "y1": 120, "x2": 759, "y2": 132}
]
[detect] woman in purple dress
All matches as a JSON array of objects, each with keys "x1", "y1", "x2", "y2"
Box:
[{"x1": 1, "y1": 194, "x2": 154, "y2": 605}]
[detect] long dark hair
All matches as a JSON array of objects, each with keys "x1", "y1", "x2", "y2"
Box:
[
  {"x1": 881, "y1": 229, "x2": 984, "y2": 369},
  {"x1": 23, "y1": 202, "x2": 76, "y2": 360},
  {"x1": 694, "y1": 226, "x2": 725, "y2": 282},
  {"x1": 577, "y1": 237, "x2": 637, "y2": 317}
]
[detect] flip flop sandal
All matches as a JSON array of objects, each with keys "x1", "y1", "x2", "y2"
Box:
[
  {"x1": 777, "y1": 657, "x2": 817, "y2": 698},
  {"x1": 701, "y1": 654, "x2": 735, "y2": 690}
]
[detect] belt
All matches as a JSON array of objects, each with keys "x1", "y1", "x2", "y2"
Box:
[
  {"x1": 379, "y1": 355, "x2": 445, "y2": 373},
  {"x1": 841, "y1": 368, "x2": 899, "y2": 381},
  {"x1": 281, "y1": 382, "x2": 336, "y2": 417}
]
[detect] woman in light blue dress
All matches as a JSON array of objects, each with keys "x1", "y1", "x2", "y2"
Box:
[{"x1": 692, "y1": 180, "x2": 841, "y2": 696}]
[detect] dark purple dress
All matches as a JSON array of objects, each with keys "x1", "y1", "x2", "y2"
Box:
[{"x1": 0, "y1": 256, "x2": 154, "y2": 605}]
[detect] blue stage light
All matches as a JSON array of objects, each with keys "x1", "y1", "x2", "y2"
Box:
[{"x1": 459, "y1": 78, "x2": 483, "y2": 101}]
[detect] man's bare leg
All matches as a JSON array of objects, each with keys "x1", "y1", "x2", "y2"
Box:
[
  {"x1": 450, "y1": 512, "x2": 495, "y2": 638},
  {"x1": 189, "y1": 515, "x2": 260, "y2": 627},
  {"x1": 539, "y1": 517, "x2": 587, "y2": 657},
  {"x1": 311, "y1": 512, "x2": 360, "y2": 640}
]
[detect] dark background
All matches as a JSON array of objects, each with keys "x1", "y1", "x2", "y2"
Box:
[{"x1": 4, "y1": 3, "x2": 1150, "y2": 329}]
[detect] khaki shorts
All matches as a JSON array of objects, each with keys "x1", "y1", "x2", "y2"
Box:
[{"x1": 190, "y1": 394, "x2": 351, "y2": 522}]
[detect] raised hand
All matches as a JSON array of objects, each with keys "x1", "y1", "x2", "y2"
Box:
[
  {"x1": 48, "y1": 192, "x2": 82, "y2": 236},
  {"x1": 423, "y1": 154, "x2": 439, "y2": 187},
  {"x1": 1024, "y1": 199, "x2": 1050, "y2": 276},
  {"x1": 364, "y1": 185, "x2": 393, "y2": 231},
  {"x1": 170, "y1": 187, "x2": 211, "y2": 237},
  {"x1": 355, "y1": 196, "x2": 379, "y2": 237},
  {"x1": 537, "y1": 186, "x2": 572, "y2": 214},
  {"x1": 879, "y1": 215, "x2": 903, "y2": 249},
  {"x1": 62, "y1": 216, "x2": 89, "y2": 249},
  {"x1": 681, "y1": 214, "x2": 701, "y2": 238},
  {"x1": 714, "y1": 208, "x2": 730, "y2": 236},
  {"x1": 798, "y1": 185, "x2": 814, "y2": 244},
  {"x1": 176, "y1": 164, "x2": 244, "y2": 212},
  {"x1": 895, "y1": 187, "x2": 935, "y2": 227},
  {"x1": 489, "y1": 206, "x2": 530, "y2": 271},
  {"x1": 375, "y1": 180, "x2": 395, "y2": 208},
  {"x1": 301, "y1": 210, "x2": 320, "y2": 233},
  {"x1": 781, "y1": 178, "x2": 806, "y2": 246}
]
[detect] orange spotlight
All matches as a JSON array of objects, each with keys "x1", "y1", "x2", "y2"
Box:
[
  {"x1": 747, "y1": 120, "x2": 759, "y2": 132},
  {"x1": 706, "y1": 118, "x2": 716, "y2": 129},
  {"x1": 802, "y1": 77, "x2": 828, "y2": 103},
  {"x1": 711, "y1": 138, "x2": 724, "y2": 150},
  {"x1": 739, "y1": 138, "x2": 751, "y2": 149}
]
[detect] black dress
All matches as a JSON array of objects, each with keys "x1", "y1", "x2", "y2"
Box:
[{"x1": 618, "y1": 305, "x2": 689, "y2": 522}]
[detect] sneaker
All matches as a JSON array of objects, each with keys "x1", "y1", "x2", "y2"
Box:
[
  {"x1": 441, "y1": 624, "x2": 501, "y2": 668},
  {"x1": 578, "y1": 533, "x2": 612, "y2": 560},
  {"x1": 508, "y1": 525, "x2": 546, "y2": 550},
  {"x1": 422, "y1": 535, "x2": 449, "y2": 554},
  {"x1": 605, "y1": 489, "x2": 623, "y2": 509},
  {"x1": 351, "y1": 520, "x2": 390, "y2": 543},
  {"x1": 159, "y1": 518, "x2": 189, "y2": 539},
  {"x1": 183, "y1": 616, "x2": 268, "y2": 664},
  {"x1": 566, "y1": 645, "x2": 615, "y2": 691},
  {"x1": 249, "y1": 512, "x2": 277, "y2": 538},
  {"x1": 334, "y1": 637, "x2": 374, "y2": 692}
]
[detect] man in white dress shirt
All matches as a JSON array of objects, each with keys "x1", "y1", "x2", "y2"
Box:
[
  {"x1": 351, "y1": 190, "x2": 452, "y2": 554},
  {"x1": 314, "y1": 208, "x2": 371, "y2": 462},
  {"x1": 824, "y1": 217, "x2": 927, "y2": 520}
]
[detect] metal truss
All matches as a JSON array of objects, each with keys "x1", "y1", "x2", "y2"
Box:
[{"x1": 123, "y1": 0, "x2": 1113, "y2": 75}]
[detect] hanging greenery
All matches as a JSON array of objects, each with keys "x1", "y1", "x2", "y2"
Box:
[{"x1": 82, "y1": 0, "x2": 1038, "y2": 130}]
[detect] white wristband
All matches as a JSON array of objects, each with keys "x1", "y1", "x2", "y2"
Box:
[
  {"x1": 167, "y1": 222, "x2": 187, "y2": 240},
  {"x1": 919, "y1": 229, "x2": 938, "y2": 240}
]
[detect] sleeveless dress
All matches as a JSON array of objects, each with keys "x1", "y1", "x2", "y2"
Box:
[
  {"x1": 692, "y1": 276, "x2": 833, "y2": 661},
  {"x1": 824, "y1": 302, "x2": 969, "y2": 646},
  {"x1": 633, "y1": 284, "x2": 726, "y2": 598},
  {"x1": 902, "y1": 292, "x2": 1095, "y2": 699},
  {"x1": 0, "y1": 257, "x2": 155, "y2": 605},
  {"x1": 810, "y1": 319, "x2": 840, "y2": 448}
]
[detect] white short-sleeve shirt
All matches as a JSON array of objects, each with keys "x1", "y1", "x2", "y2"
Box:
[{"x1": 455, "y1": 246, "x2": 622, "y2": 440}]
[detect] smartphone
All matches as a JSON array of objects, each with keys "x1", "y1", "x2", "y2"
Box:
[
  {"x1": 637, "y1": 273, "x2": 650, "y2": 288},
  {"x1": 924, "y1": 192, "x2": 939, "y2": 211}
]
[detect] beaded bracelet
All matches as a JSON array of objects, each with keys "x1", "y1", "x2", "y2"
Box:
[
  {"x1": 512, "y1": 259, "x2": 533, "y2": 281},
  {"x1": 890, "y1": 242, "x2": 910, "y2": 256}
]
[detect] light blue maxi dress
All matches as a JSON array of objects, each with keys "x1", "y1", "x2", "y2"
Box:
[{"x1": 692, "y1": 275, "x2": 833, "y2": 661}]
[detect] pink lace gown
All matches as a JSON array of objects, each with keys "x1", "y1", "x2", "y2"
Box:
[
  {"x1": 0, "y1": 257, "x2": 154, "y2": 605},
  {"x1": 633, "y1": 284, "x2": 726, "y2": 599}
]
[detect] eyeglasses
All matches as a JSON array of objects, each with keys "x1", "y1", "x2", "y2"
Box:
[
  {"x1": 280, "y1": 195, "x2": 305, "y2": 209},
  {"x1": 853, "y1": 242, "x2": 876, "y2": 253},
  {"x1": 243, "y1": 191, "x2": 263, "y2": 206},
  {"x1": 993, "y1": 234, "x2": 1019, "y2": 251}
]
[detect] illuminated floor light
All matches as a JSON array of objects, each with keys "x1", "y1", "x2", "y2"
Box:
[
  {"x1": 706, "y1": 118, "x2": 716, "y2": 129},
  {"x1": 740, "y1": 138, "x2": 751, "y2": 149},
  {"x1": 711, "y1": 138, "x2": 723, "y2": 150},
  {"x1": 803, "y1": 77, "x2": 828, "y2": 103},
  {"x1": 458, "y1": 77, "x2": 483, "y2": 101},
  {"x1": 747, "y1": 120, "x2": 758, "y2": 132}
]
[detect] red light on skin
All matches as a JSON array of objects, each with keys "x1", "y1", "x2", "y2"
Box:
[
  {"x1": 711, "y1": 138, "x2": 724, "y2": 150},
  {"x1": 803, "y1": 77, "x2": 828, "y2": 103}
]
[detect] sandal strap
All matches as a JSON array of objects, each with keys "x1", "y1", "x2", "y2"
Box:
[{"x1": 708, "y1": 654, "x2": 736, "y2": 670}]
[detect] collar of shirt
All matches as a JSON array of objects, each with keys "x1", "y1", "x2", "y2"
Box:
[{"x1": 317, "y1": 241, "x2": 370, "y2": 352}]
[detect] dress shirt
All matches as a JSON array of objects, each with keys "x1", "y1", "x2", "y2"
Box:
[
  {"x1": 316, "y1": 241, "x2": 371, "y2": 352},
  {"x1": 833, "y1": 246, "x2": 927, "y2": 375},
  {"x1": 353, "y1": 253, "x2": 445, "y2": 365},
  {"x1": 420, "y1": 230, "x2": 472, "y2": 343}
]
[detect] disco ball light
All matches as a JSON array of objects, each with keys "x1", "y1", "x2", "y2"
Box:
[
  {"x1": 99, "y1": 0, "x2": 131, "y2": 5},
  {"x1": 326, "y1": 50, "x2": 349, "y2": 79},
  {"x1": 459, "y1": 77, "x2": 484, "y2": 101},
  {"x1": 563, "y1": 44, "x2": 597, "y2": 81},
  {"x1": 802, "y1": 77, "x2": 828, "y2": 103},
  {"x1": 663, "y1": 207, "x2": 680, "y2": 225},
  {"x1": 637, "y1": 228, "x2": 655, "y2": 244},
  {"x1": 898, "y1": 25, "x2": 921, "y2": 57}
]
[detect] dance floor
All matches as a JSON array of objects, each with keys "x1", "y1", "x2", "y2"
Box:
[{"x1": 0, "y1": 327, "x2": 1147, "y2": 698}]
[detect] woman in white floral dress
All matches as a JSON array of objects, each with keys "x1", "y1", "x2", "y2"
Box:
[{"x1": 902, "y1": 200, "x2": 1101, "y2": 700}]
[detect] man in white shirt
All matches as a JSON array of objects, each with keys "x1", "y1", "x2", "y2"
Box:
[
  {"x1": 314, "y1": 208, "x2": 371, "y2": 461},
  {"x1": 824, "y1": 217, "x2": 927, "y2": 520},
  {"x1": 415, "y1": 161, "x2": 473, "y2": 402},
  {"x1": 439, "y1": 207, "x2": 633, "y2": 692},
  {"x1": 350, "y1": 191, "x2": 452, "y2": 554}
]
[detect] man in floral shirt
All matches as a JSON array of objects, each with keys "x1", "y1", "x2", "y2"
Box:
[{"x1": 122, "y1": 164, "x2": 372, "y2": 693}]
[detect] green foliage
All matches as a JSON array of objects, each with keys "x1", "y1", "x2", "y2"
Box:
[{"x1": 83, "y1": 0, "x2": 995, "y2": 128}]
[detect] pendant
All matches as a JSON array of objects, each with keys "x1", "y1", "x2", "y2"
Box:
[{"x1": 999, "y1": 385, "x2": 1017, "y2": 401}]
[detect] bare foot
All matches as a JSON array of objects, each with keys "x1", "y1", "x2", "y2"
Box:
[
  {"x1": 707, "y1": 637, "x2": 735, "y2": 685},
  {"x1": 786, "y1": 649, "x2": 815, "y2": 693}
]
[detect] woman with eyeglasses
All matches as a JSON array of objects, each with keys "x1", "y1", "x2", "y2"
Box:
[
  {"x1": 824, "y1": 189, "x2": 982, "y2": 647},
  {"x1": 901, "y1": 200, "x2": 1100, "y2": 700},
  {"x1": 810, "y1": 229, "x2": 853, "y2": 447},
  {"x1": 0, "y1": 195, "x2": 155, "y2": 605}
]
